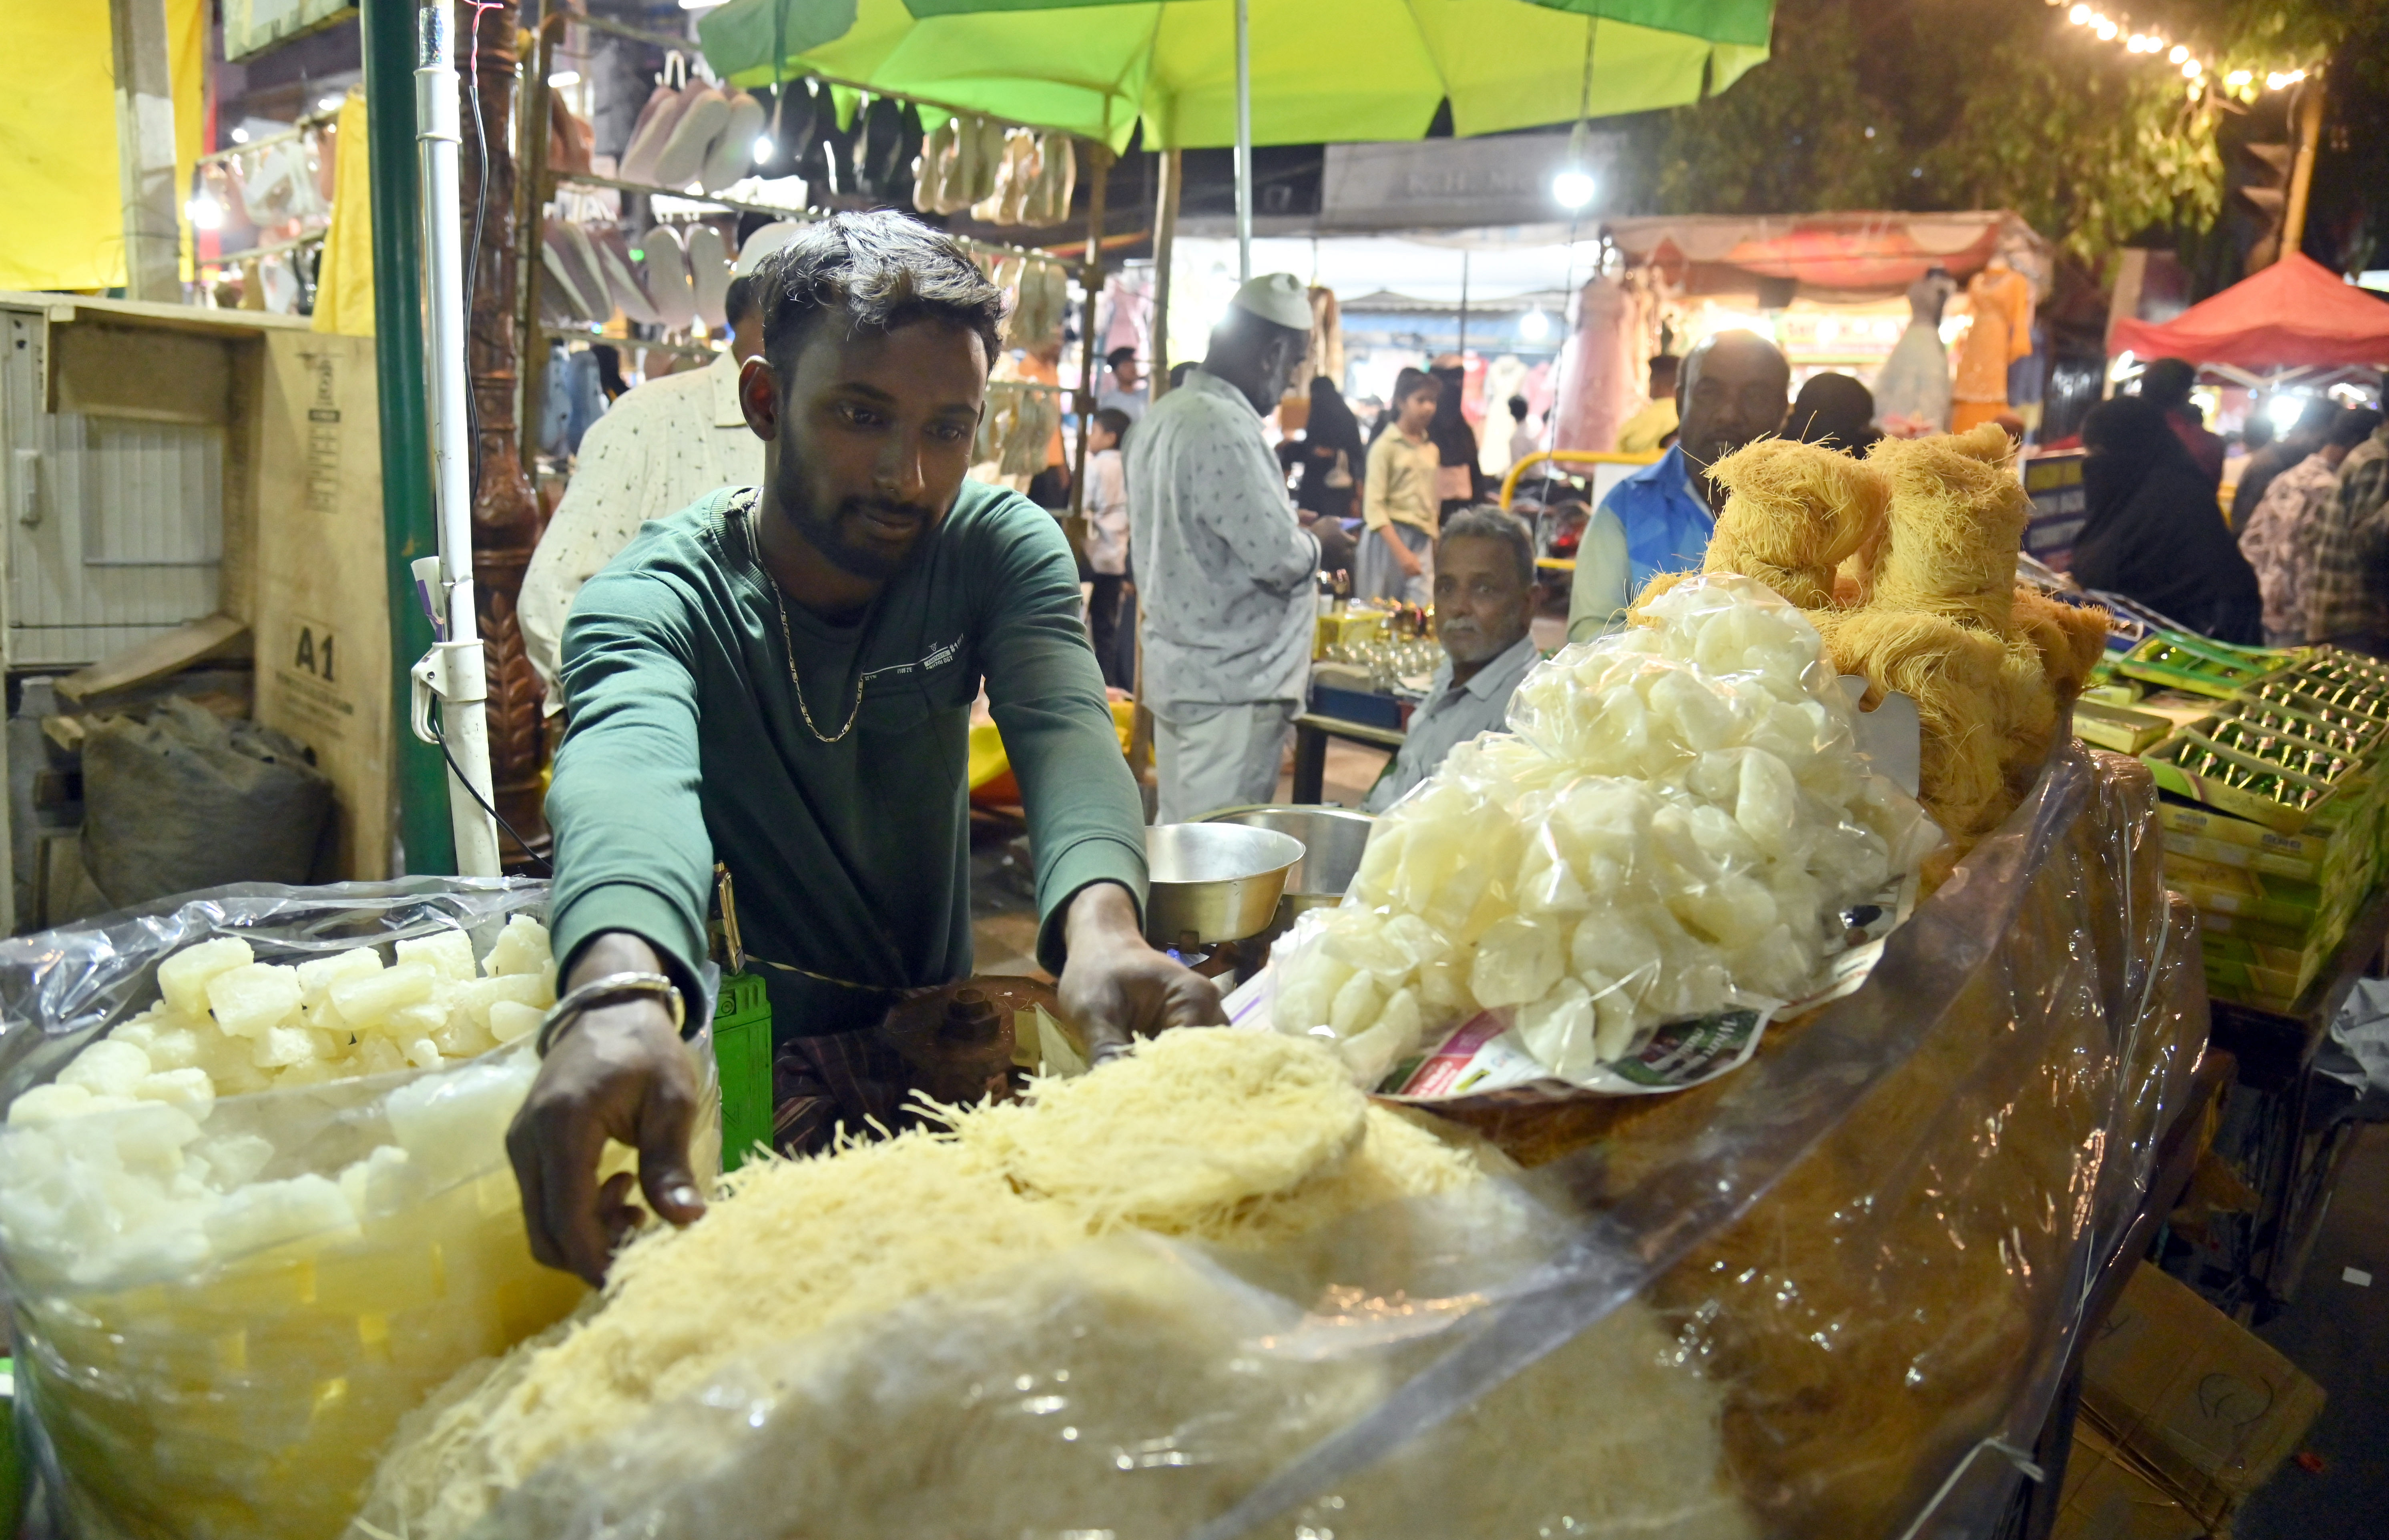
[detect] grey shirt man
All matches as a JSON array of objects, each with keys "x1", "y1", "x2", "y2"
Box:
[{"x1": 1361, "y1": 632, "x2": 1542, "y2": 813}]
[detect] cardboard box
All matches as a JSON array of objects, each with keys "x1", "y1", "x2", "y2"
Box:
[
  {"x1": 248, "y1": 331, "x2": 391, "y2": 881},
  {"x1": 2053, "y1": 1421, "x2": 2210, "y2": 1540},
  {"x1": 2078, "y1": 1263, "x2": 2325, "y2": 1530},
  {"x1": 2160, "y1": 800, "x2": 2342, "y2": 866}
]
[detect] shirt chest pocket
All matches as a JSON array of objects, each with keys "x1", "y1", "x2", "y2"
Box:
[{"x1": 856, "y1": 659, "x2": 976, "y2": 735}]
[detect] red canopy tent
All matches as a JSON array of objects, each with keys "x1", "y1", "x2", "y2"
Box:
[{"x1": 2110, "y1": 254, "x2": 2389, "y2": 368}]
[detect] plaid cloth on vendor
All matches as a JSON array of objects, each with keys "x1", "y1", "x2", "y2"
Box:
[
  {"x1": 2303, "y1": 420, "x2": 2389, "y2": 642},
  {"x1": 2238, "y1": 452, "x2": 2341, "y2": 646}
]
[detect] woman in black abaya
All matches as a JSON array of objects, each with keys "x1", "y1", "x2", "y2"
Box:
[
  {"x1": 2070, "y1": 396, "x2": 2263, "y2": 644},
  {"x1": 1428, "y1": 359, "x2": 1488, "y2": 524}
]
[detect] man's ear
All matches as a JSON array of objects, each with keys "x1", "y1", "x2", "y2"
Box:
[{"x1": 739, "y1": 354, "x2": 780, "y2": 442}]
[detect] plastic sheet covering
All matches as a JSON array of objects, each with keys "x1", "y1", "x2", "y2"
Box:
[
  {"x1": 391, "y1": 744, "x2": 2204, "y2": 1540},
  {"x1": 0, "y1": 880, "x2": 701, "y2": 1540},
  {"x1": 1268, "y1": 575, "x2": 1941, "y2": 1090}
]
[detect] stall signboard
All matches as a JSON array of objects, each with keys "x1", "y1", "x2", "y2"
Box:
[
  {"x1": 225, "y1": 0, "x2": 355, "y2": 64},
  {"x1": 2024, "y1": 449, "x2": 2087, "y2": 571},
  {"x1": 1773, "y1": 307, "x2": 1907, "y2": 371},
  {"x1": 1319, "y1": 131, "x2": 1624, "y2": 232}
]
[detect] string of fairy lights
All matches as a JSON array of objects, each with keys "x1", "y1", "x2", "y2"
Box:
[{"x1": 2048, "y1": 0, "x2": 2314, "y2": 102}]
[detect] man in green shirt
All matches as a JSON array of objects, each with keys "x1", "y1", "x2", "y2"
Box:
[{"x1": 509, "y1": 213, "x2": 1222, "y2": 1285}]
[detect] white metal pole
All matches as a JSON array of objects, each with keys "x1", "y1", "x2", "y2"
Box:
[
  {"x1": 1234, "y1": 0, "x2": 1252, "y2": 282},
  {"x1": 414, "y1": 1, "x2": 503, "y2": 878}
]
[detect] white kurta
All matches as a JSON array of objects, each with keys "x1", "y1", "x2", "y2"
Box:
[
  {"x1": 520, "y1": 349, "x2": 763, "y2": 708},
  {"x1": 1125, "y1": 367, "x2": 1319, "y2": 715}
]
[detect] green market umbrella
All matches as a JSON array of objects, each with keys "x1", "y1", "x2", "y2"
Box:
[
  {"x1": 701, "y1": 0, "x2": 1770, "y2": 277},
  {"x1": 700, "y1": 0, "x2": 1770, "y2": 153}
]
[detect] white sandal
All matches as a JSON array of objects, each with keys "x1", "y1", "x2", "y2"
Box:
[
  {"x1": 685, "y1": 223, "x2": 732, "y2": 331},
  {"x1": 638, "y1": 224, "x2": 700, "y2": 331}
]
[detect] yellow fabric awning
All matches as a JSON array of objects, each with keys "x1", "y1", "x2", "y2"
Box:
[
  {"x1": 1, "y1": 0, "x2": 208, "y2": 291},
  {"x1": 311, "y1": 88, "x2": 375, "y2": 335}
]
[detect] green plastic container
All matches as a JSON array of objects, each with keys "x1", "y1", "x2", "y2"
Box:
[
  {"x1": 0, "y1": 1356, "x2": 19, "y2": 1536},
  {"x1": 714, "y1": 972, "x2": 775, "y2": 1171}
]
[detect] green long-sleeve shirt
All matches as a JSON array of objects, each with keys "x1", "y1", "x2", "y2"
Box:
[{"x1": 546, "y1": 482, "x2": 1147, "y2": 1036}]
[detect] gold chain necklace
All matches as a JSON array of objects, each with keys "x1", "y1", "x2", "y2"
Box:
[{"x1": 739, "y1": 499, "x2": 867, "y2": 744}]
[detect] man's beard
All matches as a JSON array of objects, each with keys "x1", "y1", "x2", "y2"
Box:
[{"x1": 778, "y1": 467, "x2": 943, "y2": 582}]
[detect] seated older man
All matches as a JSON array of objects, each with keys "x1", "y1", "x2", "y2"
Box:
[{"x1": 1362, "y1": 505, "x2": 1542, "y2": 813}]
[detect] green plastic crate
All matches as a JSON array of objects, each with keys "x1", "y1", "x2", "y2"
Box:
[{"x1": 714, "y1": 972, "x2": 774, "y2": 1172}]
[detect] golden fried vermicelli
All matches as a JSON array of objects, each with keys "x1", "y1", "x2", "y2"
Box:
[
  {"x1": 1864, "y1": 425, "x2": 2032, "y2": 633},
  {"x1": 1640, "y1": 426, "x2": 2108, "y2": 857},
  {"x1": 1702, "y1": 437, "x2": 1892, "y2": 610},
  {"x1": 1816, "y1": 608, "x2": 2013, "y2": 838}
]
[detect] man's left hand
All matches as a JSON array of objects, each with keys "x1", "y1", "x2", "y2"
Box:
[{"x1": 1057, "y1": 882, "x2": 1227, "y2": 1062}]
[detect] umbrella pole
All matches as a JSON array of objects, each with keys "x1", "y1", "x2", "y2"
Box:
[
  {"x1": 1234, "y1": 0, "x2": 1251, "y2": 281},
  {"x1": 1151, "y1": 148, "x2": 1180, "y2": 400}
]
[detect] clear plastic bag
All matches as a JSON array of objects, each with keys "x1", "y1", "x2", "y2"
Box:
[
  {"x1": 0, "y1": 879, "x2": 712, "y2": 1540},
  {"x1": 1273, "y1": 575, "x2": 1941, "y2": 1089},
  {"x1": 402, "y1": 746, "x2": 2201, "y2": 1540}
]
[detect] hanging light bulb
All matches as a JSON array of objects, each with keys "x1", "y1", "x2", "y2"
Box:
[
  {"x1": 1518, "y1": 308, "x2": 1553, "y2": 343},
  {"x1": 1551, "y1": 118, "x2": 1596, "y2": 211},
  {"x1": 2226, "y1": 69, "x2": 2253, "y2": 86},
  {"x1": 2182, "y1": 58, "x2": 2202, "y2": 78},
  {"x1": 2168, "y1": 44, "x2": 2189, "y2": 63},
  {"x1": 2067, "y1": 4, "x2": 2090, "y2": 22},
  {"x1": 186, "y1": 191, "x2": 224, "y2": 231}
]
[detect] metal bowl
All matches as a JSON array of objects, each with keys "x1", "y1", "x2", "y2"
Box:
[
  {"x1": 1199, "y1": 805, "x2": 1375, "y2": 900},
  {"x1": 1144, "y1": 823, "x2": 1307, "y2": 946}
]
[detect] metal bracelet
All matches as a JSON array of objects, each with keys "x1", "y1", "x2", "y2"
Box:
[{"x1": 536, "y1": 971, "x2": 685, "y2": 1059}]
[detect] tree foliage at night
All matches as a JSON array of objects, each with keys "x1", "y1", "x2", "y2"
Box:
[{"x1": 1633, "y1": 0, "x2": 2386, "y2": 267}]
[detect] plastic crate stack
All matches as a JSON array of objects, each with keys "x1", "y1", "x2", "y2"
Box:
[{"x1": 2118, "y1": 635, "x2": 2389, "y2": 1014}]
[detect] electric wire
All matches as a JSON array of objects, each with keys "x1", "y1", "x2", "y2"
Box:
[{"x1": 433, "y1": 700, "x2": 554, "y2": 875}]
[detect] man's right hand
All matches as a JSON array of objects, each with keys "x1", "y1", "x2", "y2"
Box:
[{"x1": 506, "y1": 930, "x2": 708, "y2": 1285}]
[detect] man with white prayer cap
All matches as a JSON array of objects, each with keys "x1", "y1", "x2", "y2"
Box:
[
  {"x1": 522, "y1": 221, "x2": 811, "y2": 707},
  {"x1": 1127, "y1": 273, "x2": 1320, "y2": 822}
]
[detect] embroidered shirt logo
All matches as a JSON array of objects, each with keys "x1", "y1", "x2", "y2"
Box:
[{"x1": 860, "y1": 635, "x2": 964, "y2": 683}]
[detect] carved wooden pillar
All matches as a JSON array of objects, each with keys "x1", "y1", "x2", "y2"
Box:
[{"x1": 458, "y1": 4, "x2": 550, "y2": 866}]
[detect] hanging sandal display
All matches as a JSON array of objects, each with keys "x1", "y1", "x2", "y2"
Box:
[
  {"x1": 618, "y1": 53, "x2": 694, "y2": 186},
  {"x1": 701, "y1": 93, "x2": 767, "y2": 194}
]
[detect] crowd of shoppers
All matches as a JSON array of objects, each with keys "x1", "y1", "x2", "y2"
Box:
[
  {"x1": 2297, "y1": 388, "x2": 2389, "y2": 648},
  {"x1": 2238, "y1": 407, "x2": 2385, "y2": 646}
]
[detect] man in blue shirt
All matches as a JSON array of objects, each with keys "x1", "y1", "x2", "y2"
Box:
[{"x1": 1567, "y1": 330, "x2": 1790, "y2": 640}]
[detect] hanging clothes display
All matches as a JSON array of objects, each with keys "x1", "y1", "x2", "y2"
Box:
[
  {"x1": 1478, "y1": 354, "x2": 1532, "y2": 477},
  {"x1": 1300, "y1": 287, "x2": 1345, "y2": 391},
  {"x1": 1550, "y1": 274, "x2": 1643, "y2": 457},
  {"x1": 2006, "y1": 317, "x2": 2048, "y2": 435},
  {"x1": 1951, "y1": 259, "x2": 2034, "y2": 433},
  {"x1": 1872, "y1": 266, "x2": 1956, "y2": 438}
]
